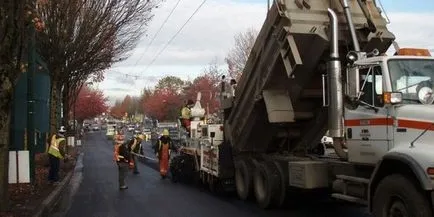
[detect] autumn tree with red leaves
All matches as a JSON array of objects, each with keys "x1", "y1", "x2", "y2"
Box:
[
  {"x1": 184, "y1": 75, "x2": 220, "y2": 114},
  {"x1": 143, "y1": 89, "x2": 183, "y2": 121},
  {"x1": 73, "y1": 86, "x2": 108, "y2": 122},
  {"x1": 109, "y1": 100, "x2": 124, "y2": 119}
]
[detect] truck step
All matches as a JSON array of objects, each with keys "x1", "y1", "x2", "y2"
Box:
[
  {"x1": 336, "y1": 175, "x2": 370, "y2": 184},
  {"x1": 331, "y1": 193, "x2": 367, "y2": 205}
]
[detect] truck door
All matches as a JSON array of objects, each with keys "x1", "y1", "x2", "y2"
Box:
[{"x1": 345, "y1": 65, "x2": 391, "y2": 165}]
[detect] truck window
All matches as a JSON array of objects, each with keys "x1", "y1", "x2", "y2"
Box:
[{"x1": 359, "y1": 66, "x2": 383, "y2": 107}]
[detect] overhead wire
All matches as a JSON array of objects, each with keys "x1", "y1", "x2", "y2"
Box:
[
  {"x1": 140, "y1": 0, "x2": 208, "y2": 75},
  {"x1": 133, "y1": 0, "x2": 183, "y2": 67},
  {"x1": 131, "y1": 0, "x2": 183, "y2": 94}
]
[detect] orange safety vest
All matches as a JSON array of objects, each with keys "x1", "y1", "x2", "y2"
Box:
[{"x1": 114, "y1": 134, "x2": 126, "y2": 162}]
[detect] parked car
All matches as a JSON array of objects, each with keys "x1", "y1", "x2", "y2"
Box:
[{"x1": 92, "y1": 125, "x2": 100, "y2": 131}]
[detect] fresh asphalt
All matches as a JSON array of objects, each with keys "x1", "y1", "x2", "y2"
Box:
[{"x1": 61, "y1": 130, "x2": 372, "y2": 217}]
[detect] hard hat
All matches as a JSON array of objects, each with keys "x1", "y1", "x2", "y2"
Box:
[
  {"x1": 59, "y1": 126, "x2": 66, "y2": 133},
  {"x1": 137, "y1": 134, "x2": 145, "y2": 140},
  {"x1": 162, "y1": 129, "x2": 169, "y2": 136}
]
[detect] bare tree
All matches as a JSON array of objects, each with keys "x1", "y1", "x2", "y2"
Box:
[
  {"x1": 224, "y1": 28, "x2": 258, "y2": 80},
  {"x1": 36, "y1": 0, "x2": 160, "y2": 133}
]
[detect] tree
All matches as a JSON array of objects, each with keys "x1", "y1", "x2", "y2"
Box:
[
  {"x1": 0, "y1": 1, "x2": 46, "y2": 210},
  {"x1": 36, "y1": 0, "x2": 160, "y2": 133},
  {"x1": 184, "y1": 75, "x2": 220, "y2": 114},
  {"x1": 143, "y1": 89, "x2": 183, "y2": 121},
  {"x1": 183, "y1": 60, "x2": 223, "y2": 114},
  {"x1": 73, "y1": 85, "x2": 108, "y2": 122},
  {"x1": 140, "y1": 87, "x2": 153, "y2": 109},
  {"x1": 225, "y1": 28, "x2": 258, "y2": 80},
  {"x1": 155, "y1": 76, "x2": 185, "y2": 94},
  {"x1": 121, "y1": 95, "x2": 133, "y2": 116},
  {"x1": 110, "y1": 100, "x2": 124, "y2": 119}
]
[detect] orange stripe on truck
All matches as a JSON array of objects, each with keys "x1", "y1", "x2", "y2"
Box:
[
  {"x1": 345, "y1": 118, "x2": 393, "y2": 126},
  {"x1": 344, "y1": 118, "x2": 434, "y2": 131},
  {"x1": 398, "y1": 119, "x2": 434, "y2": 131}
]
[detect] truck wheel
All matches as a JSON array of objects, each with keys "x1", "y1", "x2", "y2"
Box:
[
  {"x1": 373, "y1": 174, "x2": 432, "y2": 217},
  {"x1": 253, "y1": 161, "x2": 279, "y2": 209},
  {"x1": 170, "y1": 155, "x2": 182, "y2": 183},
  {"x1": 272, "y1": 161, "x2": 286, "y2": 207},
  {"x1": 234, "y1": 159, "x2": 254, "y2": 200}
]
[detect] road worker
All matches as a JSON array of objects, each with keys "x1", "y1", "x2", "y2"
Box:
[
  {"x1": 115, "y1": 140, "x2": 130, "y2": 190},
  {"x1": 47, "y1": 126, "x2": 67, "y2": 184},
  {"x1": 180, "y1": 99, "x2": 194, "y2": 135},
  {"x1": 113, "y1": 129, "x2": 129, "y2": 190},
  {"x1": 127, "y1": 134, "x2": 145, "y2": 174},
  {"x1": 230, "y1": 78, "x2": 237, "y2": 97},
  {"x1": 153, "y1": 129, "x2": 177, "y2": 179}
]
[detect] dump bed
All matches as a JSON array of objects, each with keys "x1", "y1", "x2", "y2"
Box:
[{"x1": 223, "y1": 0, "x2": 395, "y2": 154}]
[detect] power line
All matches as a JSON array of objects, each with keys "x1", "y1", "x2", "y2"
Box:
[
  {"x1": 133, "y1": 0, "x2": 183, "y2": 67},
  {"x1": 140, "y1": 0, "x2": 208, "y2": 74}
]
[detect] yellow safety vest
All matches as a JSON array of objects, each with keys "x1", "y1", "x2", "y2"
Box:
[
  {"x1": 48, "y1": 136, "x2": 65, "y2": 159},
  {"x1": 181, "y1": 107, "x2": 191, "y2": 119}
]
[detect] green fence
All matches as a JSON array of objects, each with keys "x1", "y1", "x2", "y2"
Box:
[{"x1": 10, "y1": 53, "x2": 50, "y2": 153}]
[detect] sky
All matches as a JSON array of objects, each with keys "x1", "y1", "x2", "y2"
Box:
[{"x1": 98, "y1": 0, "x2": 434, "y2": 105}]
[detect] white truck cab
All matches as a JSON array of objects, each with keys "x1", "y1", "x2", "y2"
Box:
[{"x1": 341, "y1": 49, "x2": 434, "y2": 214}]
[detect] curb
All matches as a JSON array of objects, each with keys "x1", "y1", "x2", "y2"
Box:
[{"x1": 32, "y1": 153, "x2": 83, "y2": 217}]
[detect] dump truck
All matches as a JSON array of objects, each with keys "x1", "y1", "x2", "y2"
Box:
[{"x1": 170, "y1": 0, "x2": 434, "y2": 216}]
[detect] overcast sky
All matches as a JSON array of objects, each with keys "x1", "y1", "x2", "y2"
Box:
[{"x1": 98, "y1": 0, "x2": 434, "y2": 105}]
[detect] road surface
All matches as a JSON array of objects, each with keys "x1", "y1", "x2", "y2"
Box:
[{"x1": 62, "y1": 130, "x2": 372, "y2": 217}]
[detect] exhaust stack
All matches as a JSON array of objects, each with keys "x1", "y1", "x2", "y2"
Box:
[
  {"x1": 327, "y1": 8, "x2": 348, "y2": 160},
  {"x1": 342, "y1": 0, "x2": 360, "y2": 52}
]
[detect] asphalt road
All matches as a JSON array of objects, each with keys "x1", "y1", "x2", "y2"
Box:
[{"x1": 63, "y1": 130, "x2": 372, "y2": 217}]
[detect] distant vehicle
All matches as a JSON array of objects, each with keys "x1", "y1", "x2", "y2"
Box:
[
  {"x1": 151, "y1": 121, "x2": 180, "y2": 145},
  {"x1": 134, "y1": 128, "x2": 141, "y2": 134},
  {"x1": 128, "y1": 125, "x2": 135, "y2": 132},
  {"x1": 92, "y1": 125, "x2": 100, "y2": 131},
  {"x1": 106, "y1": 121, "x2": 117, "y2": 140}
]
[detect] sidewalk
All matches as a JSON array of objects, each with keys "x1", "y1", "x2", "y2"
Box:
[{"x1": 0, "y1": 145, "x2": 82, "y2": 217}]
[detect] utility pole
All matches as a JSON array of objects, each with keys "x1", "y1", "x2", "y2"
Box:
[{"x1": 27, "y1": 4, "x2": 36, "y2": 183}]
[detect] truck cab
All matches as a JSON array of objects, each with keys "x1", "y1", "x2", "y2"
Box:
[
  {"x1": 340, "y1": 50, "x2": 434, "y2": 215},
  {"x1": 345, "y1": 51, "x2": 434, "y2": 164}
]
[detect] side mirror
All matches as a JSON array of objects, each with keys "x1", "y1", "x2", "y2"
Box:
[
  {"x1": 210, "y1": 132, "x2": 215, "y2": 138},
  {"x1": 383, "y1": 92, "x2": 402, "y2": 105},
  {"x1": 346, "y1": 67, "x2": 360, "y2": 100}
]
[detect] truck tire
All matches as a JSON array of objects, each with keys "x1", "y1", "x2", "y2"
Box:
[
  {"x1": 234, "y1": 159, "x2": 255, "y2": 200},
  {"x1": 253, "y1": 161, "x2": 279, "y2": 209},
  {"x1": 372, "y1": 174, "x2": 432, "y2": 217},
  {"x1": 272, "y1": 161, "x2": 286, "y2": 207}
]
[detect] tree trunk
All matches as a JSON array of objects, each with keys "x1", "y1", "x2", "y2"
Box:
[
  {"x1": 62, "y1": 83, "x2": 69, "y2": 128},
  {"x1": 0, "y1": 108, "x2": 11, "y2": 211},
  {"x1": 0, "y1": 75, "x2": 13, "y2": 211},
  {"x1": 49, "y1": 79, "x2": 59, "y2": 134}
]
